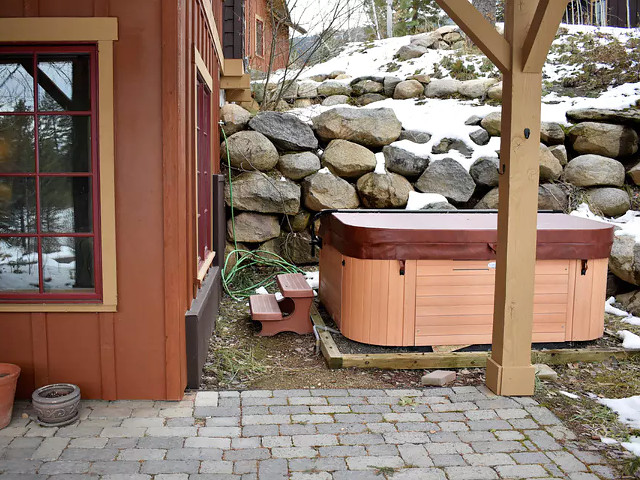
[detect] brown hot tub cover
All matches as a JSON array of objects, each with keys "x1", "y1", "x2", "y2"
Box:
[{"x1": 319, "y1": 212, "x2": 613, "y2": 261}]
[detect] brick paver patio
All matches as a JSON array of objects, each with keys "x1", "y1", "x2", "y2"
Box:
[{"x1": 0, "y1": 386, "x2": 617, "y2": 479}]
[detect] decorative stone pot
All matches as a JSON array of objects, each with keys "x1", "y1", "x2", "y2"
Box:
[
  {"x1": 32, "y1": 383, "x2": 81, "y2": 427},
  {"x1": 0, "y1": 363, "x2": 21, "y2": 429}
]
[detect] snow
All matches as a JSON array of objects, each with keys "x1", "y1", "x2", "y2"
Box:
[
  {"x1": 622, "y1": 439, "x2": 640, "y2": 456},
  {"x1": 255, "y1": 286, "x2": 269, "y2": 295},
  {"x1": 599, "y1": 395, "x2": 640, "y2": 456},
  {"x1": 600, "y1": 437, "x2": 618, "y2": 445},
  {"x1": 304, "y1": 271, "x2": 319, "y2": 289},
  {"x1": 374, "y1": 152, "x2": 386, "y2": 174},
  {"x1": 317, "y1": 167, "x2": 332, "y2": 175},
  {"x1": 617, "y1": 330, "x2": 640, "y2": 350},
  {"x1": 605, "y1": 297, "x2": 640, "y2": 326},
  {"x1": 559, "y1": 391, "x2": 580, "y2": 400},
  {"x1": 406, "y1": 191, "x2": 448, "y2": 210}
]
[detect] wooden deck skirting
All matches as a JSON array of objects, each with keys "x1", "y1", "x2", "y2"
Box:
[{"x1": 311, "y1": 306, "x2": 640, "y2": 370}]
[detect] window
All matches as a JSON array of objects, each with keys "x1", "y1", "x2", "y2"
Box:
[
  {"x1": 0, "y1": 45, "x2": 101, "y2": 301},
  {"x1": 196, "y1": 76, "x2": 212, "y2": 271},
  {"x1": 255, "y1": 17, "x2": 264, "y2": 58}
]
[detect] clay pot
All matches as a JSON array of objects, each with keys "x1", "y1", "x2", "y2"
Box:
[
  {"x1": 0, "y1": 363, "x2": 21, "y2": 429},
  {"x1": 32, "y1": 383, "x2": 81, "y2": 427}
]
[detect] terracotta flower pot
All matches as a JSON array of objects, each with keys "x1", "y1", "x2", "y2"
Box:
[
  {"x1": 0, "y1": 363, "x2": 21, "y2": 429},
  {"x1": 32, "y1": 383, "x2": 81, "y2": 427}
]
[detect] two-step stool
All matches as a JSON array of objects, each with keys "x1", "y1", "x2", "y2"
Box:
[{"x1": 249, "y1": 273, "x2": 314, "y2": 336}]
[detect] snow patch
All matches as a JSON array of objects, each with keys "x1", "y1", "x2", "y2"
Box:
[
  {"x1": 605, "y1": 297, "x2": 640, "y2": 326},
  {"x1": 618, "y1": 330, "x2": 640, "y2": 350},
  {"x1": 374, "y1": 152, "x2": 387, "y2": 174},
  {"x1": 304, "y1": 271, "x2": 319, "y2": 290},
  {"x1": 559, "y1": 391, "x2": 580, "y2": 400},
  {"x1": 406, "y1": 192, "x2": 448, "y2": 210}
]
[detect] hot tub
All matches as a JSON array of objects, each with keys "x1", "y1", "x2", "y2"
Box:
[{"x1": 317, "y1": 212, "x2": 614, "y2": 347}]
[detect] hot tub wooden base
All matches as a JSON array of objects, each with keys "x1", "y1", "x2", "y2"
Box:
[{"x1": 319, "y1": 244, "x2": 608, "y2": 347}]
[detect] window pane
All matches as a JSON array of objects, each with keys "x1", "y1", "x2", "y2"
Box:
[
  {"x1": 0, "y1": 178, "x2": 37, "y2": 233},
  {"x1": 38, "y1": 115, "x2": 91, "y2": 172},
  {"x1": 0, "y1": 115, "x2": 35, "y2": 173},
  {"x1": 0, "y1": 55, "x2": 34, "y2": 112},
  {"x1": 40, "y1": 177, "x2": 92, "y2": 233},
  {"x1": 37, "y1": 54, "x2": 91, "y2": 112},
  {"x1": 42, "y1": 237, "x2": 94, "y2": 292},
  {"x1": 0, "y1": 237, "x2": 39, "y2": 292}
]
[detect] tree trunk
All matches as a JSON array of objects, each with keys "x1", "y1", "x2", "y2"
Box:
[{"x1": 472, "y1": 0, "x2": 497, "y2": 23}]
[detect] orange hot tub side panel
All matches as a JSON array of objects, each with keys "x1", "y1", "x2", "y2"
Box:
[{"x1": 319, "y1": 244, "x2": 608, "y2": 347}]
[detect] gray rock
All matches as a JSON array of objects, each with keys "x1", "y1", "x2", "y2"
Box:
[
  {"x1": 411, "y1": 32, "x2": 440, "y2": 49},
  {"x1": 470, "y1": 157, "x2": 500, "y2": 188},
  {"x1": 321, "y1": 95, "x2": 350, "y2": 107},
  {"x1": 540, "y1": 122, "x2": 565, "y2": 146},
  {"x1": 415, "y1": 158, "x2": 476, "y2": 203},
  {"x1": 475, "y1": 188, "x2": 499, "y2": 209},
  {"x1": 539, "y1": 143, "x2": 563, "y2": 182},
  {"x1": 396, "y1": 44, "x2": 427, "y2": 60},
  {"x1": 309, "y1": 74, "x2": 328, "y2": 82},
  {"x1": 398, "y1": 130, "x2": 432, "y2": 144},
  {"x1": 350, "y1": 75, "x2": 385, "y2": 85},
  {"x1": 383, "y1": 144, "x2": 430, "y2": 179},
  {"x1": 278, "y1": 152, "x2": 321, "y2": 180},
  {"x1": 297, "y1": 80, "x2": 320, "y2": 98},
  {"x1": 356, "y1": 172, "x2": 413, "y2": 208},
  {"x1": 487, "y1": 82, "x2": 502, "y2": 101},
  {"x1": 549, "y1": 145, "x2": 568, "y2": 166},
  {"x1": 421, "y1": 201, "x2": 457, "y2": 211},
  {"x1": 293, "y1": 99, "x2": 313, "y2": 108},
  {"x1": 252, "y1": 81, "x2": 276, "y2": 103},
  {"x1": 302, "y1": 171, "x2": 360, "y2": 211},
  {"x1": 249, "y1": 111, "x2": 318, "y2": 151},
  {"x1": 609, "y1": 235, "x2": 640, "y2": 286},
  {"x1": 356, "y1": 93, "x2": 386, "y2": 106},
  {"x1": 629, "y1": 161, "x2": 640, "y2": 185},
  {"x1": 312, "y1": 107, "x2": 402, "y2": 148},
  {"x1": 443, "y1": 31, "x2": 463, "y2": 43},
  {"x1": 224, "y1": 241, "x2": 246, "y2": 274},
  {"x1": 465, "y1": 115, "x2": 483, "y2": 126},
  {"x1": 585, "y1": 187, "x2": 630, "y2": 218},
  {"x1": 221, "y1": 131, "x2": 279, "y2": 171},
  {"x1": 458, "y1": 78, "x2": 498, "y2": 99},
  {"x1": 563, "y1": 154, "x2": 625, "y2": 187},
  {"x1": 317, "y1": 80, "x2": 352, "y2": 97},
  {"x1": 425, "y1": 78, "x2": 461, "y2": 98},
  {"x1": 352, "y1": 79, "x2": 384, "y2": 96},
  {"x1": 616, "y1": 290, "x2": 640, "y2": 316},
  {"x1": 224, "y1": 171, "x2": 300, "y2": 215},
  {"x1": 322, "y1": 139, "x2": 376, "y2": 178},
  {"x1": 283, "y1": 210, "x2": 312, "y2": 232},
  {"x1": 435, "y1": 25, "x2": 459, "y2": 36},
  {"x1": 393, "y1": 80, "x2": 424, "y2": 99},
  {"x1": 470, "y1": 128, "x2": 490, "y2": 146},
  {"x1": 538, "y1": 184, "x2": 569, "y2": 211},
  {"x1": 329, "y1": 70, "x2": 346, "y2": 78},
  {"x1": 220, "y1": 103, "x2": 251, "y2": 136},
  {"x1": 383, "y1": 76, "x2": 402, "y2": 97},
  {"x1": 566, "y1": 108, "x2": 640, "y2": 127},
  {"x1": 567, "y1": 121, "x2": 639, "y2": 158},
  {"x1": 261, "y1": 232, "x2": 318, "y2": 265},
  {"x1": 432, "y1": 138, "x2": 474, "y2": 158},
  {"x1": 407, "y1": 74, "x2": 431, "y2": 85},
  {"x1": 226, "y1": 212, "x2": 280, "y2": 243},
  {"x1": 480, "y1": 112, "x2": 501, "y2": 136}
]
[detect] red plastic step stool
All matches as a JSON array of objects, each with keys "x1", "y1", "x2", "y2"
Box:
[{"x1": 249, "y1": 273, "x2": 314, "y2": 336}]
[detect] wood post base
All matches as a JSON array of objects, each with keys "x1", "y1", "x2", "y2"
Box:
[{"x1": 485, "y1": 357, "x2": 535, "y2": 396}]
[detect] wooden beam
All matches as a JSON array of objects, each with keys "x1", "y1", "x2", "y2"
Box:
[
  {"x1": 434, "y1": 0, "x2": 511, "y2": 73},
  {"x1": 225, "y1": 89, "x2": 253, "y2": 103},
  {"x1": 221, "y1": 74, "x2": 251, "y2": 90},
  {"x1": 522, "y1": 0, "x2": 570, "y2": 72}
]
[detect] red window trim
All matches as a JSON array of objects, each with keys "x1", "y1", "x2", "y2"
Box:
[{"x1": 0, "y1": 44, "x2": 102, "y2": 303}]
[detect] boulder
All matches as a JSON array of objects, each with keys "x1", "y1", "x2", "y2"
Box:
[
  {"x1": 464, "y1": 115, "x2": 483, "y2": 126},
  {"x1": 549, "y1": 145, "x2": 568, "y2": 166},
  {"x1": 539, "y1": 143, "x2": 563, "y2": 182},
  {"x1": 487, "y1": 82, "x2": 502, "y2": 101},
  {"x1": 334, "y1": 74, "x2": 351, "y2": 80},
  {"x1": 616, "y1": 290, "x2": 640, "y2": 316},
  {"x1": 293, "y1": 99, "x2": 313, "y2": 108},
  {"x1": 273, "y1": 100, "x2": 291, "y2": 112},
  {"x1": 317, "y1": 80, "x2": 352, "y2": 96},
  {"x1": 421, "y1": 201, "x2": 457, "y2": 211},
  {"x1": 220, "y1": 103, "x2": 251, "y2": 136},
  {"x1": 540, "y1": 122, "x2": 565, "y2": 145},
  {"x1": 435, "y1": 25, "x2": 459, "y2": 36},
  {"x1": 629, "y1": 161, "x2": 640, "y2": 185},
  {"x1": 585, "y1": 188, "x2": 630, "y2": 217},
  {"x1": 563, "y1": 154, "x2": 625, "y2": 187},
  {"x1": 252, "y1": 81, "x2": 276, "y2": 103},
  {"x1": 278, "y1": 152, "x2": 321, "y2": 180},
  {"x1": 224, "y1": 171, "x2": 300, "y2": 215},
  {"x1": 442, "y1": 31, "x2": 463, "y2": 43},
  {"x1": 226, "y1": 212, "x2": 280, "y2": 243},
  {"x1": 538, "y1": 184, "x2": 569, "y2": 211},
  {"x1": 610, "y1": 234, "x2": 640, "y2": 286},
  {"x1": 224, "y1": 241, "x2": 246, "y2": 275},
  {"x1": 383, "y1": 144, "x2": 430, "y2": 179},
  {"x1": 415, "y1": 158, "x2": 476, "y2": 203},
  {"x1": 393, "y1": 80, "x2": 425, "y2": 99},
  {"x1": 297, "y1": 80, "x2": 319, "y2": 98},
  {"x1": 383, "y1": 76, "x2": 402, "y2": 97},
  {"x1": 309, "y1": 74, "x2": 328, "y2": 82},
  {"x1": 321, "y1": 95, "x2": 350, "y2": 107},
  {"x1": 221, "y1": 131, "x2": 279, "y2": 171},
  {"x1": 469, "y1": 156, "x2": 500, "y2": 188},
  {"x1": 356, "y1": 93, "x2": 386, "y2": 106},
  {"x1": 312, "y1": 107, "x2": 402, "y2": 148},
  {"x1": 567, "y1": 122, "x2": 639, "y2": 158},
  {"x1": 566, "y1": 108, "x2": 640, "y2": 127},
  {"x1": 458, "y1": 78, "x2": 498, "y2": 99},
  {"x1": 302, "y1": 170, "x2": 360, "y2": 211},
  {"x1": 283, "y1": 209, "x2": 312, "y2": 232},
  {"x1": 407, "y1": 74, "x2": 431, "y2": 85},
  {"x1": 398, "y1": 130, "x2": 432, "y2": 144},
  {"x1": 352, "y1": 79, "x2": 384, "y2": 95},
  {"x1": 480, "y1": 112, "x2": 501, "y2": 136},
  {"x1": 261, "y1": 232, "x2": 318, "y2": 265},
  {"x1": 396, "y1": 44, "x2": 427, "y2": 60},
  {"x1": 425, "y1": 78, "x2": 461, "y2": 98},
  {"x1": 432, "y1": 138, "x2": 473, "y2": 157},
  {"x1": 329, "y1": 70, "x2": 346, "y2": 78},
  {"x1": 356, "y1": 172, "x2": 413, "y2": 208},
  {"x1": 469, "y1": 128, "x2": 490, "y2": 146},
  {"x1": 475, "y1": 187, "x2": 499, "y2": 209},
  {"x1": 249, "y1": 111, "x2": 318, "y2": 151},
  {"x1": 322, "y1": 139, "x2": 377, "y2": 178},
  {"x1": 411, "y1": 32, "x2": 440, "y2": 49}
]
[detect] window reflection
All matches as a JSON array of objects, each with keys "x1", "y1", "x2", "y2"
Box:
[
  {"x1": 0, "y1": 237, "x2": 39, "y2": 292},
  {"x1": 39, "y1": 116, "x2": 91, "y2": 172},
  {"x1": 0, "y1": 56, "x2": 34, "y2": 113},
  {"x1": 0, "y1": 115, "x2": 35, "y2": 173},
  {"x1": 40, "y1": 177, "x2": 92, "y2": 233},
  {"x1": 0, "y1": 178, "x2": 36, "y2": 234},
  {"x1": 37, "y1": 55, "x2": 91, "y2": 112},
  {"x1": 42, "y1": 237, "x2": 94, "y2": 291}
]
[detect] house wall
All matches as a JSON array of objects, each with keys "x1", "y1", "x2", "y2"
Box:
[
  {"x1": 245, "y1": 0, "x2": 290, "y2": 72},
  {"x1": 0, "y1": 0, "x2": 223, "y2": 400}
]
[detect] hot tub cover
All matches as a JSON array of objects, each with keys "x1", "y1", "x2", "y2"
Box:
[{"x1": 319, "y1": 212, "x2": 614, "y2": 260}]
